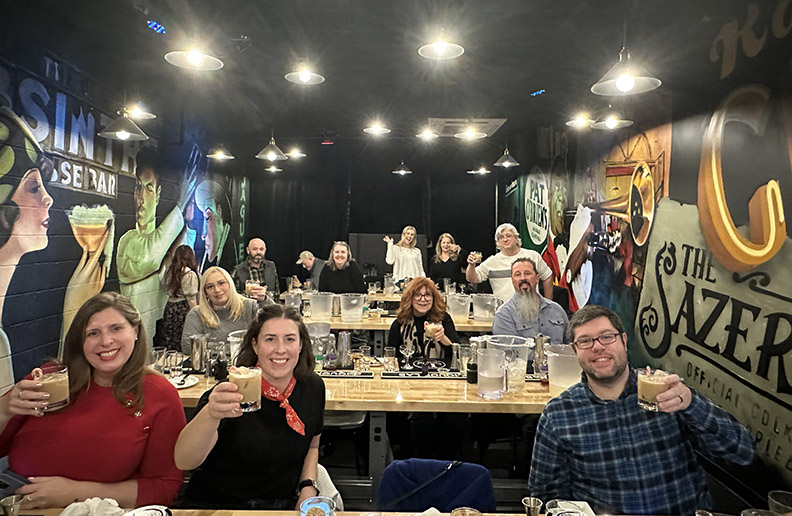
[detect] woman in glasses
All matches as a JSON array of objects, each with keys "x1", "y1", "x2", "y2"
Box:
[
  {"x1": 387, "y1": 277, "x2": 458, "y2": 365},
  {"x1": 181, "y1": 267, "x2": 265, "y2": 354}
]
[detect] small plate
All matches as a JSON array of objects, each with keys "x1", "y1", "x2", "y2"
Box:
[
  {"x1": 125, "y1": 506, "x2": 171, "y2": 516},
  {"x1": 168, "y1": 375, "x2": 199, "y2": 389}
]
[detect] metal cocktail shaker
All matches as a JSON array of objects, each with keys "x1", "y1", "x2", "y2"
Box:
[{"x1": 189, "y1": 333, "x2": 208, "y2": 372}]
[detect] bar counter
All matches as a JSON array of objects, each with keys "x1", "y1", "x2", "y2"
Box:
[
  {"x1": 299, "y1": 316, "x2": 492, "y2": 333},
  {"x1": 30, "y1": 511, "x2": 518, "y2": 516}
]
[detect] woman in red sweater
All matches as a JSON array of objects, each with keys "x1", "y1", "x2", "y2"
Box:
[{"x1": 0, "y1": 292, "x2": 186, "y2": 509}]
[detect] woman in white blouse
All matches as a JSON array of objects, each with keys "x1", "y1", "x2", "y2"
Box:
[{"x1": 383, "y1": 225, "x2": 425, "y2": 282}]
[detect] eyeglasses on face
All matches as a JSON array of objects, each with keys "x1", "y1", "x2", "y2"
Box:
[
  {"x1": 497, "y1": 232, "x2": 516, "y2": 241},
  {"x1": 413, "y1": 292, "x2": 433, "y2": 300},
  {"x1": 205, "y1": 279, "x2": 229, "y2": 291},
  {"x1": 573, "y1": 332, "x2": 621, "y2": 349}
]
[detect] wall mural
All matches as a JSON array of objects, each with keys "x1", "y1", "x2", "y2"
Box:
[{"x1": 0, "y1": 57, "x2": 248, "y2": 390}]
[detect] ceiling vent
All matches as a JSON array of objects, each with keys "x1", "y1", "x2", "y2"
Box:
[{"x1": 427, "y1": 118, "x2": 507, "y2": 138}]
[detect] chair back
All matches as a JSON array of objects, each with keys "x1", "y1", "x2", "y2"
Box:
[{"x1": 376, "y1": 458, "x2": 496, "y2": 512}]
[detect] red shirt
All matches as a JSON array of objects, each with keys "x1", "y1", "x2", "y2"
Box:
[{"x1": 0, "y1": 374, "x2": 186, "y2": 506}]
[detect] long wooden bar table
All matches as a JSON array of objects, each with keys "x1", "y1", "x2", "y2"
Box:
[
  {"x1": 279, "y1": 291, "x2": 403, "y2": 302},
  {"x1": 31, "y1": 511, "x2": 517, "y2": 516},
  {"x1": 178, "y1": 370, "x2": 550, "y2": 495}
]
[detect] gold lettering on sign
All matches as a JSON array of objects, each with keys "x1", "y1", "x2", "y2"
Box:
[
  {"x1": 697, "y1": 85, "x2": 786, "y2": 271},
  {"x1": 772, "y1": 0, "x2": 792, "y2": 39},
  {"x1": 711, "y1": 3, "x2": 767, "y2": 79}
]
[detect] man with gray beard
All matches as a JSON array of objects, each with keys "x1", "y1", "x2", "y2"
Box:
[{"x1": 492, "y1": 258, "x2": 568, "y2": 354}]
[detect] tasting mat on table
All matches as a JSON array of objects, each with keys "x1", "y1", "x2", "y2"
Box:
[
  {"x1": 317, "y1": 370, "x2": 374, "y2": 379},
  {"x1": 381, "y1": 370, "x2": 465, "y2": 380}
]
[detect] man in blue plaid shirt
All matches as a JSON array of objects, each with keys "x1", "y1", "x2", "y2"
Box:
[{"x1": 528, "y1": 305, "x2": 754, "y2": 515}]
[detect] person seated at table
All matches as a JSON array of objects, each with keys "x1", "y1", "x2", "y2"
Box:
[
  {"x1": 387, "y1": 277, "x2": 459, "y2": 365},
  {"x1": 0, "y1": 292, "x2": 186, "y2": 509},
  {"x1": 318, "y1": 241, "x2": 366, "y2": 293},
  {"x1": 429, "y1": 232, "x2": 468, "y2": 287},
  {"x1": 181, "y1": 266, "x2": 268, "y2": 354},
  {"x1": 528, "y1": 305, "x2": 754, "y2": 515},
  {"x1": 174, "y1": 304, "x2": 324, "y2": 509},
  {"x1": 384, "y1": 225, "x2": 425, "y2": 283},
  {"x1": 493, "y1": 257, "x2": 568, "y2": 348}
]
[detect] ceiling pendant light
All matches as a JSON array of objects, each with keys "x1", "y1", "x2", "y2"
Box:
[
  {"x1": 416, "y1": 128, "x2": 438, "y2": 140},
  {"x1": 164, "y1": 48, "x2": 224, "y2": 71},
  {"x1": 392, "y1": 161, "x2": 412, "y2": 176},
  {"x1": 255, "y1": 133, "x2": 288, "y2": 161},
  {"x1": 265, "y1": 165, "x2": 282, "y2": 173},
  {"x1": 97, "y1": 112, "x2": 149, "y2": 141},
  {"x1": 565, "y1": 112, "x2": 595, "y2": 129},
  {"x1": 493, "y1": 148, "x2": 519, "y2": 168},
  {"x1": 207, "y1": 144, "x2": 234, "y2": 160},
  {"x1": 467, "y1": 166, "x2": 491, "y2": 175},
  {"x1": 363, "y1": 122, "x2": 391, "y2": 135},
  {"x1": 123, "y1": 101, "x2": 156, "y2": 120},
  {"x1": 591, "y1": 2, "x2": 660, "y2": 96},
  {"x1": 591, "y1": 108, "x2": 634, "y2": 130},
  {"x1": 287, "y1": 148, "x2": 306, "y2": 158},
  {"x1": 454, "y1": 126, "x2": 487, "y2": 140},
  {"x1": 284, "y1": 68, "x2": 325, "y2": 85},
  {"x1": 418, "y1": 39, "x2": 464, "y2": 60}
]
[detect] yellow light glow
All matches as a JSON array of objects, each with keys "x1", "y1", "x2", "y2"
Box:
[
  {"x1": 615, "y1": 73, "x2": 636, "y2": 92},
  {"x1": 116, "y1": 130, "x2": 130, "y2": 140},
  {"x1": 434, "y1": 40, "x2": 447, "y2": 56},
  {"x1": 266, "y1": 151, "x2": 277, "y2": 161},
  {"x1": 128, "y1": 106, "x2": 143, "y2": 118},
  {"x1": 299, "y1": 70, "x2": 312, "y2": 83},
  {"x1": 186, "y1": 49, "x2": 204, "y2": 66},
  {"x1": 605, "y1": 116, "x2": 618, "y2": 129},
  {"x1": 417, "y1": 128, "x2": 437, "y2": 140}
]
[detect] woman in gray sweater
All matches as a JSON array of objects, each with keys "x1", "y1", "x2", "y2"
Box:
[{"x1": 181, "y1": 266, "x2": 266, "y2": 354}]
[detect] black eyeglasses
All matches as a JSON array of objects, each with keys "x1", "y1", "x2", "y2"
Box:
[
  {"x1": 413, "y1": 292, "x2": 433, "y2": 300},
  {"x1": 573, "y1": 332, "x2": 621, "y2": 349}
]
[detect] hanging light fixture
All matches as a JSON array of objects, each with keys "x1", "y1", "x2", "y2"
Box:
[
  {"x1": 363, "y1": 122, "x2": 391, "y2": 135},
  {"x1": 591, "y1": 2, "x2": 660, "y2": 96},
  {"x1": 264, "y1": 165, "x2": 282, "y2": 173},
  {"x1": 207, "y1": 144, "x2": 234, "y2": 160},
  {"x1": 284, "y1": 68, "x2": 325, "y2": 85},
  {"x1": 123, "y1": 101, "x2": 156, "y2": 120},
  {"x1": 255, "y1": 133, "x2": 288, "y2": 161},
  {"x1": 97, "y1": 112, "x2": 149, "y2": 141},
  {"x1": 287, "y1": 148, "x2": 306, "y2": 158},
  {"x1": 165, "y1": 48, "x2": 224, "y2": 71},
  {"x1": 454, "y1": 126, "x2": 487, "y2": 140},
  {"x1": 467, "y1": 167, "x2": 491, "y2": 175},
  {"x1": 418, "y1": 39, "x2": 465, "y2": 60},
  {"x1": 591, "y1": 106, "x2": 634, "y2": 130},
  {"x1": 565, "y1": 112, "x2": 595, "y2": 129},
  {"x1": 416, "y1": 128, "x2": 438, "y2": 140},
  {"x1": 392, "y1": 161, "x2": 412, "y2": 176},
  {"x1": 493, "y1": 148, "x2": 519, "y2": 168}
]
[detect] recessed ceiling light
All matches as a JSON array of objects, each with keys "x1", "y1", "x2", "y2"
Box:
[
  {"x1": 454, "y1": 127, "x2": 487, "y2": 140},
  {"x1": 284, "y1": 69, "x2": 325, "y2": 85},
  {"x1": 418, "y1": 39, "x2": 464, "y2": 60},
  {"x1": 363, "y1": 123, "x2": 391, "y2": 135}
]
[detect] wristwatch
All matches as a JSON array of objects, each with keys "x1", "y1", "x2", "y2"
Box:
[{"x1": 297, "y1": 478, "x2": 320, "y2": 496}]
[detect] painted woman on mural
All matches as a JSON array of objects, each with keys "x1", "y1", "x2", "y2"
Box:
[
  {"x1": 0, "y1": 108, "x2": 109, "y2": 390},
  {"x1": 194, "y1": 179, "x2": 230, "y2": 273}
]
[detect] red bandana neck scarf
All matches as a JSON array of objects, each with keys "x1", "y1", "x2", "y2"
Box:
[{"x1": 260, "y1": 376, "x2": 305, "y2": 435}]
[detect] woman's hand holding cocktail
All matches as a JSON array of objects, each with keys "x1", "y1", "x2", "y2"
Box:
[
  {"x1": 206, "y1": 382, "x2": 244, "y2": 420},
  {"x1": 1, "y1": 377, "x2": 48, "y2": 419},
  {"x1": 655, "y1": 373, "x2": 691, "y2": 413}
]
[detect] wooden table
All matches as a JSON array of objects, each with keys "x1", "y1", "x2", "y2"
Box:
[
  {"x1": 31, "y1": 511, "x2": 516, "y2": 516},
  {"x1": 279, "y1": 291, "x2": 402, "y2": 303},
  {"x1": 178, "y1": 370, "x2": 550, "y2": 493}
]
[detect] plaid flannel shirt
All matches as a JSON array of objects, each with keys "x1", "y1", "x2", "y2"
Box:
[{"x1": 528, "y1": 369, "x2": 754, "y2": 515}]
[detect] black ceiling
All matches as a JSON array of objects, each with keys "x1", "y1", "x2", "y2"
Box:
[{"x1": 3, "y1": 0, "x2": 771, "y2": 149}]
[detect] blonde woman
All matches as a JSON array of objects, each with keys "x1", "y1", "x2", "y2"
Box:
[
  {"x1": 383, "y1": 225, "x2": 425, "y2": 282},
  {"x1": 429, "y1": 232, "x2": 468, "y2": 286},
  {"x1": 180, "y1": 267, "x2": 266, "y2": 354}
]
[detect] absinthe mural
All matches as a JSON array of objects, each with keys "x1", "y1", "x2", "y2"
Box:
[
  {"x1": 0, "y1": 56, "x2": 249, "y2": 391},
  {"x1": 506, "y1": 1, "x2": 792, "y2": 485}
]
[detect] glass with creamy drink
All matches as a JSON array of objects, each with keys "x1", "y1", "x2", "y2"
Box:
[
  {"x1": 425, "y1": 322, "x2": 442, "y2": 339},
  {"x1": 33, "y1": 364, "x2": 70, "y2": 412},
  {"x1": 229, "y1": 366, "x2": 262, "y2": 412},
  {"x1": 637, "y1": 368, "x2": 670, "y2": 411},
  {"x1": 67, "y1": 204, "x2": 114, "y2": 254}
]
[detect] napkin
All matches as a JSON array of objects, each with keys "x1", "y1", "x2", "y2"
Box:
[
  {"x1": 416, "y1": 508, "x2": 442, "y2": 516},
  {"x1": 547, "y1": 500, "x2": 595, "y2": 516},
  {"x1": 59, "y1": 498, "x2": 125, "y2": 516}
]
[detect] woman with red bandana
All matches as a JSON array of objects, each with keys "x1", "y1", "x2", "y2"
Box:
[{"x1": 175, "y1": 305, "x2": 324, "y2": 509}]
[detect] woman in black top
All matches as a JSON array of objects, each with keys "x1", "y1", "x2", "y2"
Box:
[
  {"x1": 318, "y1": 241, "x2": 366, "y2": 293},
  {"x1": 174, "y1": 305, "x2": 324, "y2": 509},
  {"x1": 428, "y1": 232, "x2": 468, "y2": 287},
  {"x1": 387, "y1": 277, "x2": 459, "y2": 365}
]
